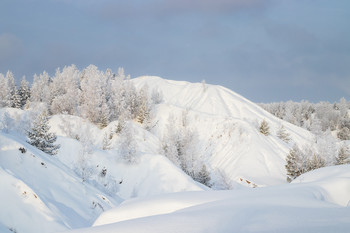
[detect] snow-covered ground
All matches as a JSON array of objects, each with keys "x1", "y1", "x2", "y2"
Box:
[
  {"x1": 64, "y1": 165, "x2": 350, "y2": 233},
  {"x1": 0, "y1": 76, "x2": 349, "y2": 233}
]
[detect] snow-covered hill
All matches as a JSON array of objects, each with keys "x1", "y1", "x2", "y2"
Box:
[
  {"x1": 1, "y1": 76, "x2": 348, "y2": 233},
  {"x1": 133, "y1": 76, "x2": 314, "y2": 186}
]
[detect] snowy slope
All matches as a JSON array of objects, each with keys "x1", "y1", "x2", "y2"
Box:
[
  {"x1": 133, "y1": 76, "x2": 314, "y2": 186},
  {"x1": 0, "y1": 109, "x2": 204, "y2": 233},
  {"x1": 0, "y1": 132, "x2": 121, "y2": 233},
  {"x1": 63, "y1": 165, "x2": 350, "y2": 233}
]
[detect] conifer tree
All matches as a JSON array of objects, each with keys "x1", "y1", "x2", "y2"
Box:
[
  {"x1": 195, "y1": 164, "x2": 211, "y2": 187},
  {"x1": 336, "y1": 143, "x2": 350, "y2": 165},
  {"x1": 26, "y1": 111, "x2": 60, "y2": 155},
  {"x1": 11, "y1": 87, "x2": 22, "y2": 109},
  {"x1": 306, "y1": 153, "x2": 325, "y2": 171},
  {"x1": 285, "y1": 144, "x2": 305, "y2": 182},
  {"x1": 277, "y1": 125, "x2": 291, "y2": 143},
  {"x1": 259, "y1": 119, "x2": 270, "y2": 136},
  {"x1": 19, "y1": 76, "x2": 31, "y2": 108}
]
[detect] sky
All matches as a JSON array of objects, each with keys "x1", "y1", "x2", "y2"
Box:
[{"x1": 0, "y1": 0, "x2": 349, "y2": 103}]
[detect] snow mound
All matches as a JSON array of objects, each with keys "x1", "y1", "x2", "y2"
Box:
[
  {"x1": 293, "y1": 165, "x2": 350, "y2": 206},
  {"x1": 62, "y1": 165, "x2": 350, "y2": 233}
]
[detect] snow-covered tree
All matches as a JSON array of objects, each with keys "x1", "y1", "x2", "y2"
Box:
[
  {"x1": 118, "y1": 122, "x2": 137, "y2": 163},
  {"x1": 11, "y1": 87, "x2": 21, "y2": 109},
  {"x1": 151, "y1": 88, "x2": 163, "y2": 104},
  {"x1": 79, "y1": 65, "x2": 111, "y2": 126},
  {"x1": 195, "y1": 164, "x2": 211, "y2": 187},
  {"x1": 50, "y1": 65, "x2": 81, "y2": 115},
  {"x1": 30, "y1": 71, "x2": 52, "y2": 105},
  {"x1": 0, "y1": 71, "x2": 16, "y2": 107},
  {"x1": 277, "y1": 125, "x2": 291, "y2": 143},
  {"x1": 259, "y1": 119, "x2": 270, "y2": 136},
  {"x1": 19, "y1": 76, "x2": 31, "y2": 108},
  {"x1": 285, "y1": 144, "x2": 307, "y2": 182},
  {"x1": 102, "y1": 130, "x2": 113, "y2": 150},
  {"x1": 162, "y1": 111, "x2": 207, "y2": 184},
  {"x1": 136, "y1": 85, "x2": 152, "y2": 125},
  {"x1": 306, "y1": 153, "x2": 326, "y2": 171},
  {"x1": 336, "y1": 143, "x2": 350, "y2": 165},
  {"x1": 26, "y1": 111, "x2": 60, "y2": 155}
]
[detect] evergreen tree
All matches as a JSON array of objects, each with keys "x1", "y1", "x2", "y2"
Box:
[
  {"x1": 11, "y1": 87, "x2": 21, "y2": 109},
  {"x1": 26, "y1": 111, "x2": 60, "y2": 155},
  {"x1": 136, "y1": 85, "x2": 151, "y2": 124},
  {"x1": 337, "y1": 126, "x2": 350, "y2": 140},
  {"x1": 336, "y1": 143, "x2": 350, "y2": 165},
  {"x1": 277, "y1": 125, "x2": 291, "y2": 143},
  {"x1": 306, "y1": 153, "x2": 326, "y2": 171},
  {"x1": 259, "y1": 119, "x2": 270, "y2": 136},
  {"x1": 285, "y1": 144, "x2": 306, "y2": 182},
  {"x1": 195, "y1": 164, "x2": 211, "y2": 187},
  {"x1": 19, "y1": 76, "x2": 31, "y2": 108}
]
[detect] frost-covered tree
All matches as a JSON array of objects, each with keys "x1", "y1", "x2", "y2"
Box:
[
  {"x1": 102, "y1": 130, "x2": 113, "y2": 150},
  {"x1": 26, "y1": 111, "x2": 60, "y2": 155},
  {"x1": 136, "y1": 85, "x2": 152, "y2": 124},
  {"x1": 118, "y1": 122, "x2": 137, "y2": 163},
  {"x1": 162, "y1": 111, "x2": 208, "y2": 184},
  {"x1": 79, "y1": 65, "x2": 111, "y2": 125},
  {"x1": 19, "y1": 76, "x2": 31, "y2": 108},
  {"x1": 0, "y1": 71, "x2": 16, "y2": 107},
  {"x1": 259, "y1": 119, "x2": 270, "y2": 136},
  {"x1": 195, "y1": 164, "x2": 211, "y2": 187},
  {"x1": 277, "y1": 125, "x2": 291, "y2": 143},
  {"x1": 285, "y1": 144, "x2": 307, "y2": 182},
  {"x1": 11, "y1": 87, "x2": 21, "y2": 109},
  {"x1": 336, "y1": 143, "x2": 350, "y2": 165},
  {"x1": 306, "y1": 153, "x2": 326, "y2": 171},
  {"x1": 151, "y1": 88, "x2": 163, "y2": 104},
  {"x1": 30, "y1": 71, "x2": 52, "y2": 104},
  {"x1": 50, "y1": 65, "x2": 81, "y2": 115}
]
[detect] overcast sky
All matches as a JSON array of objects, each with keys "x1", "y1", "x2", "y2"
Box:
[{"x1": 1, "y1": 0, "x2": 349, "y2": 103}]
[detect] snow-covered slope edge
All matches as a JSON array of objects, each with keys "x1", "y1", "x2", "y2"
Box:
[{"x1": 62, "y1": 165, "x2": 350, "y2": 233}]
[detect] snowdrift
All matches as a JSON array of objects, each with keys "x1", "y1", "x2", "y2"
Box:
[{"x1": 63, "y1": 165, "x2": 350, "y2": 233}]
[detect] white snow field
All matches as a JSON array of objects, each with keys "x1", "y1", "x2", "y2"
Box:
[
  {"x1": 64, "y1": 165, "x2": 350, "y2": 233},
  {"x1": 0, "y1": 76, "x2": 349, "y2": 233}
]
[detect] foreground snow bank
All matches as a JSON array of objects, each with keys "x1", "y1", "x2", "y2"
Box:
[{"x1": 63, "y1": 165, "x2": 350, "y2": 233}]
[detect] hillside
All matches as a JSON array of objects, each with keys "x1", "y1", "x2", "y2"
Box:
[
  {"x1": 0, "y1": 107, "x2": 204, "y2": 233},
  {"x1": 0, "y1": 75, "x2": 348, "y2": 233},
  {"x1": 133, "y1": 76, "x2": 314, "y2": 186}
]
